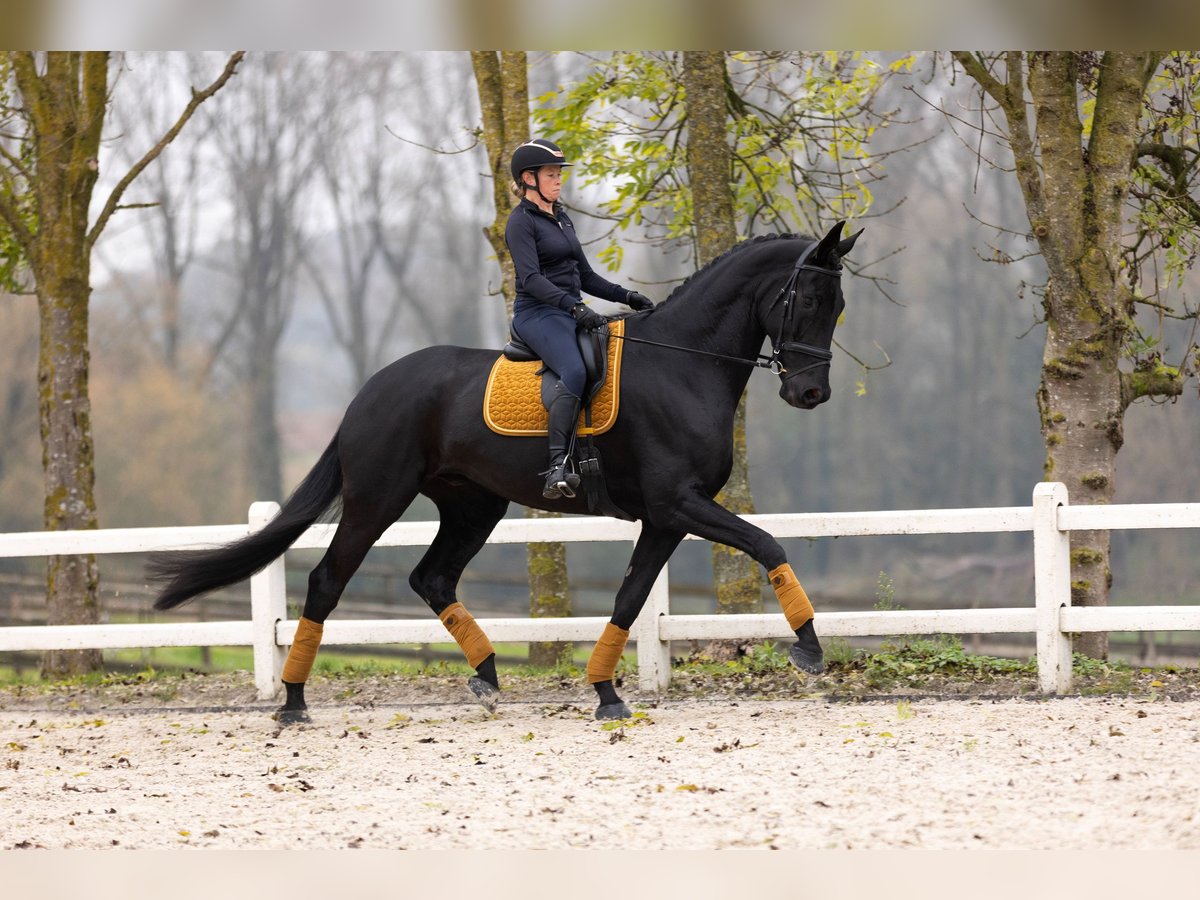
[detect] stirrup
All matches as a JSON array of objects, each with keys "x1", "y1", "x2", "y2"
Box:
[{"x1": 541, "y1": 463, "x2": 579, "y2": 500}]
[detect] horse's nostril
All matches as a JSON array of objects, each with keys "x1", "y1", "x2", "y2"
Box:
[{"x1": 802, "y1": 388, "x2": 823, "y2": 406}]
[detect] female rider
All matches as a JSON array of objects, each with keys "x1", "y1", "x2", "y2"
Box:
[{"x1": 503, "y1": 138, "x2": 653, "y2": 500}]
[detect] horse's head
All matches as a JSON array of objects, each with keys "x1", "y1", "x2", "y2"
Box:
[{"x1": 760, "y1": 222, "x2": 861, "y2": 410}]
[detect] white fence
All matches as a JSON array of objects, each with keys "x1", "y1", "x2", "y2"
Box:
[{"x1": 1, "y1": 482, "x2": 1198, "y2": 700}]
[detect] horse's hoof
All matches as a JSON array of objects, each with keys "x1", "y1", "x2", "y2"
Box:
[
  {"x1": 595, "y1": 701, "x2": 632, "y2": 721},
  {"x1": 468, "y1": 676, "x2": 500, "y2": 714},
  {"x1": 789, "y1": 643, "x2": 824, "y2": 675},
  {"x1": 275, "y1": 706, "x2": 311, "y2": 726}
]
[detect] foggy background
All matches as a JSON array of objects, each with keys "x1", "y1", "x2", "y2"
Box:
[{"x1": 1, "y1": 51, "x2": 1196, "y2": 662}]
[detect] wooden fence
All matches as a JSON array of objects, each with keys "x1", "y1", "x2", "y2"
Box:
[{"x1": 1, "y1": 483, "x2": 1198, "y2": 699}]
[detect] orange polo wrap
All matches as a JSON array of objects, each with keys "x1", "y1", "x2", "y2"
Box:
[
  {"x1": 439, "y1": 602, "x2": 495, "y2": 669},
  {"x1": 769, "y1": 563, "x2": 815, "y2": 630},
  {"x1": 586, "y1": 622, "x2": 630, "y2": 684},
  {"x1": 282, "y1": 616, "x2": 324, "y2": 684}
]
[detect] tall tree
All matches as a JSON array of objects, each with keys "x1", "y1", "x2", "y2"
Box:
[
  {"x1": 538, "y1": 51, "x2": 907, "y2": 268},
  {"x1": 201, "y1": 52, "x2": 323, "y2": 502},
  {"x1": 302, "y1": 53, "x2": 433, "y2": 388},
  {"x1": 471, "y1": 50, "x2": 573, "y2": 667},
  {"x1": 951, "y1": 51, "x2": 1199, "y2": 658},
  {"x1": 683, "y1": 52, "x2": 764, "y2": 621},
  {"x1": 0, "y1": 51, "x2": 242, "y2": 674},
  {"x1": 537, "y1": 51, "x2": 905, "y2": 618}
]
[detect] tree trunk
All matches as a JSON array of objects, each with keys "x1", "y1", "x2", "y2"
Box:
[
  {"x1": 954, "y1": 51, "x2": 1171, "y2": 659},
  {"x1": 20, "y1": 53, "x2": 109, "y2": 675},
  {"x1": 37, "y1": 263, "x2": 102, "y2": 675},
  {"x1": 526, "y1": 508, "x2": 573, "y2": 667},
  {"x1": 684, "y1": 51, "x2": 764, "y2": 628},
  {"x1": 472, "y1": 50, "x2": 527, "y2": 320},
  {"x1": 471, "y1": 51, "x2": 573, "y2": 664},
  {"x1": 246, "y1": 350, "x2": 283, "y2": 502},
  {"x1": 1038, "y1": 274, "x2": 1123, "y2": 659}
]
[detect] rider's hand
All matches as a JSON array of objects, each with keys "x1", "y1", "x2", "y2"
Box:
[
  {"x1": 571, "y1": 303, "x2": 609, "y2": 331},
  {"x1": 625, "y1": 290, "x2": 654, "y2": 311}
]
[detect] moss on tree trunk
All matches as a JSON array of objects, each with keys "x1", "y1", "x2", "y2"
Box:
[{"x1": 23, "y1": 53, "x2": 109, "y2": 675}]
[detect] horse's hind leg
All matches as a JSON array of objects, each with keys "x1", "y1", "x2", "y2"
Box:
[
  {"x1": 588, "y1": 524, "x2": 685, "y2": 720},
  {"x1": 408, "y1": 480, "x2": 509, "y2": 712},
  {"x1": 277, "y1": 485, "x2": 419, "y2": 724}
]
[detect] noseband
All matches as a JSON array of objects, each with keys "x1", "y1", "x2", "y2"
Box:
[{"x1": 763, "y1": 240, "x2": 841, "y2": 381}]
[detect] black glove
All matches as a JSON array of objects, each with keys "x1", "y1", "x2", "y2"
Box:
[
  {"x1": 625, "y1": 290, "x2": 654, "y2": 311},
  {"x1": 571, "y1": 303, "x2": 609, "y2": 331}
]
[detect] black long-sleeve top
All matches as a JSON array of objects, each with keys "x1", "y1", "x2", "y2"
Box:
[{"x1": 504, "y1": 198, "x2": 627, "y2": 314}]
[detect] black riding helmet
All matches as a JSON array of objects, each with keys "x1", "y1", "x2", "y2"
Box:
[
  {"x1": 510, "y1": 139, "x2": 573, "y2": 205},
  {"x1": 510, "y1": 138, "x2": 573, "y2": 182}
]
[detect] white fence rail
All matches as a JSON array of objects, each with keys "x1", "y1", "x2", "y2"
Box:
[{"x1": 2, "y1": 483, "x2": 1198, "y2": 700}]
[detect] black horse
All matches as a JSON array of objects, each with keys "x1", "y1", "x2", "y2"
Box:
[{"x1": 150, "y1": 222, "x2": 861, "y2": 722}]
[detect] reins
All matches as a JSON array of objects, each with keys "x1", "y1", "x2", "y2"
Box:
[
  {"x1": 605, "y1": 330, "x2": 786, "y2": 372},
  {"x1": 606, "y1": 240, "x2": 842, "y2": 380}
]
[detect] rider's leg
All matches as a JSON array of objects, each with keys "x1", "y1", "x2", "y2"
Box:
[
  {"x1": 510, "y1": 307, "x2": 588, "y2": 499},
  {"x1": 543, "y1": 380, "x2": 582, "y2": 499}
]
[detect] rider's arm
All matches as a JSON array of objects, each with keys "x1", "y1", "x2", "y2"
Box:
[
  {"x1": 560, "y1": 210, "x2": 633, "y2": 305},
  {"x1": 577, "y1": 255, "x2": 629, "y2": 305}
]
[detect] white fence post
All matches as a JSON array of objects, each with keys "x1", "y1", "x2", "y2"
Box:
[
  {"x1": 1033, "y1": 482, "x2": 1073, "y2": 693},
  {"x1": 634, "y1": 560, "x2": 672, "y2": 692},
  {"x1": 249, "y1": 501, "x2": 286, "y2": 700}
]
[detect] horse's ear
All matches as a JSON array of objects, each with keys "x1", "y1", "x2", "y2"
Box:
[
  {"x1": 813, "y1": 221, "x2": 846, "y2": 264},
  {"x1": 836, "y1": 228, "x2": 863, "y2": 259}
]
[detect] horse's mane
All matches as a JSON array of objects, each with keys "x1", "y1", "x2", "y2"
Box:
[{"x1": 642, "y1": 232, "x2": 816, "y2": 316}]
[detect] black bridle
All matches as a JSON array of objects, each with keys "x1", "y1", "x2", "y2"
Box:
[
  {"x1": 762, "y1": 238, "x2": 841, "y2": 380},
  {"x1": 606, "y1": 240, "x2": 842, "y2": 379}
]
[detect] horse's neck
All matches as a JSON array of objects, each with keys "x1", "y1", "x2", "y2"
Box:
[
  {"x1": 641, "y1": 278, "x2": 765, "y2": 364},
  {"x1": 630, "y1": 280, "x2": 762, "y2": 407}
]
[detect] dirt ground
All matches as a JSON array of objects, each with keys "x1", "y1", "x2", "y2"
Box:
[{"x1": 3, "y1": 670, "x2": 1199, "y2": 850}]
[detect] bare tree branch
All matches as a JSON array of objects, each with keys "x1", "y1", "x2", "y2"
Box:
[
  {"x1": 86, "y1": 50, "x2": 245, "y2": 250},
  {"x1": 950, "y1": 51, "x2": 1005, "y2": 105}
]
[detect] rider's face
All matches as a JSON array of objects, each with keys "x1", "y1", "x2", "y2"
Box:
[{"x1": 527, "y1": 165, "x2": 563, "y2": 202}]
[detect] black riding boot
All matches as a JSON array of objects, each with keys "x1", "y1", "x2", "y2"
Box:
[{"x1": 543, "y1": 385, "x2": 582, "y2": 500}]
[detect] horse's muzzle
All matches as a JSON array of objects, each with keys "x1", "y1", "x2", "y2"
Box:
[{"x1": 780, "y1": 379, "x2": 829, "y2": 410}]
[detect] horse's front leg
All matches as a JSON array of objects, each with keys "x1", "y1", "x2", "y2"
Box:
[
  {"x1": 656, "y1": 492, "x2": 823, "y2": 674},
  {"x1": 587, "y1": 524, "x2": 686, "y2": 720}
]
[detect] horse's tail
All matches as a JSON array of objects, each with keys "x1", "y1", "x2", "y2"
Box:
[{"x1": 149, "y1": 434, "x2": 343, "y2": 610}]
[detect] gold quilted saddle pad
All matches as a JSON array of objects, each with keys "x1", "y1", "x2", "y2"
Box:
[{"x1": 484, "y1": 318, "x2": 625, "y2": 437}]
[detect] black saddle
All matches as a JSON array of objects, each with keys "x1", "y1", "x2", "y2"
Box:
[{"x1": 503, "y1": 322, "x2": 611, "y2": 407}]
